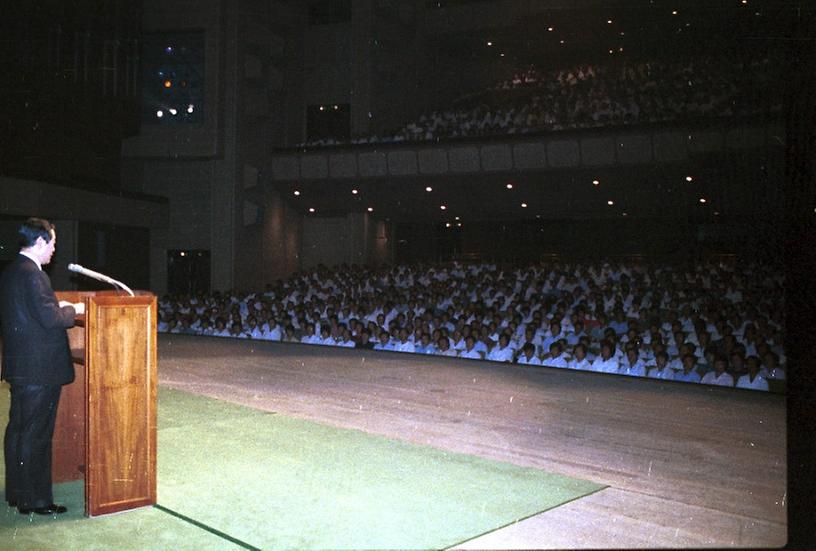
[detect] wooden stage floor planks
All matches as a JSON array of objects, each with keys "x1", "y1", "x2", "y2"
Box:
[{"x1": 157, "y1": 334, "x2": 787, "y2": 549}]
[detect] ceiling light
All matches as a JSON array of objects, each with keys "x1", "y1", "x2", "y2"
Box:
[
  {"x1": 455, "y1": 216, "x2": 460, "y2": 221},
  {"x1": 547, "y1": 27, "x2": 554, "y2": 32},
  {"x1": 293, "y1": 190, "x2": 300, "y2": 196},
  {"x1": 672, "y1": 10, "x2": 678, "y2": 15},
  {"x1": 506, "y1": 183, "x2": 513, "y2": 189},
  {"x1": 457, "y1": 223, "x2": 462, "y2": 227},
  {"x1": 699, "y1": 198, "x2": 707, "y2": 203},
  {"x1": 367, "y1": 207, "x2": 373, "y2": 212},
  {"x1": 308, "y1": 207, "x2": 315, "y2": 212},
  {"x1": 319, "y1": 106, "x2": 324, "y2": 111},
  {"x1": 425, "y1": 186, "x2": 433, "y2": 192},
  {"x1": 156, "y1": 110, "x2": 164, "y2": 118},
  {"x1": 500, "y1": 52, "x2": 505, "y2": 57},
  {"x1": 607, "y1": 19, "x2": 613, "y2": 24},
  {"x1": 351, "y1": 189, "x2": 358, "y2": 194},
  {"x1": 592, "y1": 179, "x2": 600, "y2": 186},
  {"x1": 187, "y1": 104, "x2": 194, "y2": 113},
  {"x1": 521, "y1": 203, "x2": 528, "y2": 208},
  {"x1": 560, "y1": 40, "x2": 565, "y2": 44},
  {"x1": 168, "y1": 108, "x2": 178, "y2": 115},
  {"x1": 440, "y1": 205, "x2": 447, "y2": 210},
  {"x1": 686, "y1": 175, "x2": 693, "y2": 182},
  {"x1": 486, "y1": 41, "x2": 493, "y2": 46},
  {"x1": 607, "y1": 200, "x2": 614, "y2": 206},
  {"x1": 446, "y1": 222, "x2": 451, "y2": 228}
]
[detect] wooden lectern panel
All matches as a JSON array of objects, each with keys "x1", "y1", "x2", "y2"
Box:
[
  {"x1": 53, "y1": 292, "x2": 91, "y2": 483},
  {"x1": 86, "y1": 294, "x2": 157, "y2": 516}
]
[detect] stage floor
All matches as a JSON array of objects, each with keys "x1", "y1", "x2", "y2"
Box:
[{"x1": 157, "y1": 334, "x2": 787, "y2": 549}]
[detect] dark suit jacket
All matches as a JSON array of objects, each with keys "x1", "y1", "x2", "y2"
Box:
[{"x1": 0, "y1": 254, "x2": 76, "y2": 385}]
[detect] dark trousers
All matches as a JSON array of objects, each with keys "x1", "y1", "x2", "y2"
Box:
[{"x1": 4, "y1": 383, "x2": 61, "y2": 508}]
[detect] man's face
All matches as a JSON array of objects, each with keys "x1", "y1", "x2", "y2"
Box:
[{"x1": 37, "y1": 230, "x2": 57, "y2": 265}]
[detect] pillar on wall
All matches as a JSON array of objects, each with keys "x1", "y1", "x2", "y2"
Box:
[{"x1": 262, "y1": 186, "x2": 301, "y2": 283}]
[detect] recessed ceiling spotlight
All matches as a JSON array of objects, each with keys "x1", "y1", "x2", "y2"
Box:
[
  {"x1": 455, "y1": 216, "x2": 460, "y2": 221},
  {"x1": 560, "y1": 40, "x2": 565, "y2": 44},
  {"x1": 607, "y1": 200, "x2": 614, "y2": 206},
  {"x1": 293, "y1": 190, "x2": 300, "y2": 196},
  {"x1": 622, "y1": 212, "x2": 628, "y2": 217},
  {"x1": 672, "y1": 10, "x2": 678, "y2": 15},
  {"x1": 445, "y1": 222, "x2": 451, "y2": 228},
  {"x1": 308, "y1": 207, "x2": 315, "y2": 213},
  {"x1": 592, "y1": 179, "x2": 600, "y2": 186},
  {"x1": 425, "y1": 186, "x2": 433, "y2": 192},
  {"x1": 457, "y1": 223, "x2": 462, "y2": 227},
  {"x1": 609, "y1": 49, "x2": 614, "y2": 54},
  {"x1": 686, "y1": 175, "x2": 694, "y2": 182},
  {"x1": 499, "y1": 52, "x2": 505, "y2": 57},
  {"x1": 367, "y1": 207, "x2": 373, "y2": 212},
  {"x1": 547, "y1": 27, "x2": 554, "y2": 32},
  {"x1": 351, "y1": 189, "x2": 358, "y2": 194},
  {"x1": 607, "y1": 19, "x2": 613, "y2": 24},
  {"x1": 699, "y1": 198, "x2": 707, "y2": 203},
  {"x1": 156, "y1": 110, "x2": 164, "y2": 118},
  {"x1": 440, "y1": 205, "x2": 447, "y2": 210},
  {"x1": 486, "y1": 41, "x2": 493, "y2": 46},
  {"x1": 506, "y1": 183, "x2": 513, "y2": 189},
  {"x1": 521, "y1": 203, "x2": 528, "y2": 208}
]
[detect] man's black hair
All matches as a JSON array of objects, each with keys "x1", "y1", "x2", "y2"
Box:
[{"x1": 18, "y1": 217, "x2": 54, "y2": 248}]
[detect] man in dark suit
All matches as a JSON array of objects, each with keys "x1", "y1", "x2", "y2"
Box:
[{"x1": 1, "y1": 218, "x2": 84, "y2": 515}]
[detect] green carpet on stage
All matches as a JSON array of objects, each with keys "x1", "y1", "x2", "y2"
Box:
[{"x1": 1, "y1": 384, "x2": 605, "y2": 550}]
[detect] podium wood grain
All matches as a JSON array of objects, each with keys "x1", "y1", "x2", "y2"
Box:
[{"x1": 53, "y1": 291, "x2": 157, "y2": 516}]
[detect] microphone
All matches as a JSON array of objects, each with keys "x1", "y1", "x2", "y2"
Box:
[{"x1": 68, "y1": 263, "x2": 135, "y2": 296}]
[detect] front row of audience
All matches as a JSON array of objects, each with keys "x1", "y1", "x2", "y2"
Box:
[{"x1": 160, "y1": 313, "x2": 779, "y2": 392}]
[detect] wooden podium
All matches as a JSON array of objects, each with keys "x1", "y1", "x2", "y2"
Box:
[{"x1": 53, "y1": 290, "x2": 157, "y2": 517}]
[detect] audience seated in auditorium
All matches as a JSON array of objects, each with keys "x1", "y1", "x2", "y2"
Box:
[{"x1": 157, "y1": 259, "x2": 784, "y2": 392}]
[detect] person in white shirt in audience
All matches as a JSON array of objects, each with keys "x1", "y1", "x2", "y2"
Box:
[
  {"x1": 245, "y1": 317, "x2": 265, "y2": 340},
  {"x1": 673, "y1": 354, "x2": 702, "y2": 384},
  {"x1": 300, "y1": 323, "x2": 321, "y2": 345},
  {"x1": 335, "y1": 328, "x2": 356, "y2": 348},
  {"x1": 516, "y1": 342, "x2": 543, "y2": 366},
  {"x1": 701, "y1": 356, "x2": 735, "y2": 387},
  {"x1": 317, "y1": 326, "x2": 335, "y2": 346},
  {"x1": 762, "y1": 351, "x2": 785, "y2": 381},
  {"x1": 736, "y1": 355, "x2": 769, "y2": 391},
  {"x1": 373, "y1": 330, "x2": 395, "y2": 351},
  {"x1": 229, "y1": 322, "x2": 249, "y2": 339},
  {"x1": 263, "y1": 318, "x2": 283, "y2": 341},
  {"x1": 647, "y1": 352, "x2": 674, "y2": 380},
  {"x1": 212, "y1": 318, "x2": 230, "y2": 338},
  {"x1": 435, "y1": 336, "x2": 458, "y2": 357},
  {"x1": 459, "y1": 336, "x2": 482, "y2": 360},
  {"x1": 414, "y1": 333, "x2": 435, "y2": 355},
  {"x1": 393, "y1": 328, "x2": 416, "y2": 353},
  {"x1": 566, "y1": 344, "x2": 592, "y2": 371},
  {"x1": 487, "y1": 334, "x2": 515, "y2": 363},
  {"x1": 543, "y1": 342, "x2": 568, "y2": 368},
  {"x1": 591, "y1": 341, "x2": 619, "y2": 374},
  {"x1": 618, "y1": 347, "x2": 647, "y2": 377}
]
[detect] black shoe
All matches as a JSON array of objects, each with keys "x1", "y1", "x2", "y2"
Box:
[{"x1": 18, "y1": 504, "x2": 68, "y2": 515}]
